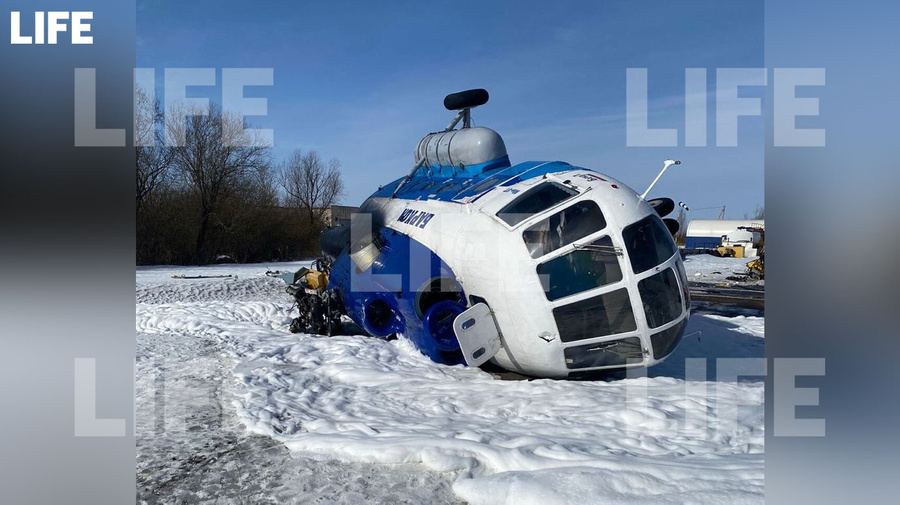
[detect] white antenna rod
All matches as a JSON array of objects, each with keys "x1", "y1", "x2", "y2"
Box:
[{"x1": 640, "y1": 159, "x2": 680, "y2": 200}]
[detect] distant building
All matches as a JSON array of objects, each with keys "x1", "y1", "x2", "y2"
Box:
[
  {"x1": 321, "y1": 205, "x2": 359, "y2": 227},
  {"x1": 685, "y1": 219, "x2": 764, "y2": 257}
]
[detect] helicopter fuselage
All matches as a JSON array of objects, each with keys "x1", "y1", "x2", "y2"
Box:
[{"x1": 325, "y1": 152, "x2": 690, "y2": 378}]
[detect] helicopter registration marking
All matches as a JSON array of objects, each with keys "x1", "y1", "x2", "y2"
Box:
[
  {"x1": 573, "y1": 173, "x2": 606, "y2": 182},
  {"x1": 397, "y1": 208, "x2": 435, "y2": 229}
]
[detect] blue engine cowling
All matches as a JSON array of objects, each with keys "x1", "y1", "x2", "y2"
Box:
[{"x1": 326, "y1": 227, "x2": 468, "y2": 365}]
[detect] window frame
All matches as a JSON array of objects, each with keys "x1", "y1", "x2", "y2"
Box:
[
  {"x1": 536, "y1": 235, "x2": 624, "y2": 301},
  {"x1": 522, "y1": 199, "x2": 608, "y2": 259},
  {"x1": 495, "y1": 181, "x2": 580, "y2": 228},
  {"x1": 637, "y1": 267, "x2": 683, "y2": 329},
  {"x1": 622, "y1": 214, "x2": 678, "y2": 274}
]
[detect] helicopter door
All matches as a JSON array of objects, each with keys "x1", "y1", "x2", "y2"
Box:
[{"x1": 453, "y1": 303, "x2": 502, "y2": 367}]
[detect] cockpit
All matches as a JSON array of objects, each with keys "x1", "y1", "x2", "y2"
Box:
[{"x1": 491, "y1": 175, "x2": 690, "y2": 374}]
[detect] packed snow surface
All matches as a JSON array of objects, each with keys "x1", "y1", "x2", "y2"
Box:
[
  {"x1": 682, "y1": 253, "x2": 764, "y2": 286},
  {"x1": 136, "y1": 261, "x2": 764, "y2": 504}
]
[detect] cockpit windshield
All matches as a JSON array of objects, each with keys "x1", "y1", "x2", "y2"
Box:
[
  {"x1": 638, "y1": 268, "x2": 682, "y2": 328},
  {"x1": 522, "y1": 201, "x2": 606, "y2": 258},
  {"x1": 536, "y1": 235, "x2": 623, "y2": 301},
  {"x1": 622, "y1": 214, "x2": 677, "y2": 274},
  {"x1": 497, "y1": 182, "x2": 578, "y2": 226}
]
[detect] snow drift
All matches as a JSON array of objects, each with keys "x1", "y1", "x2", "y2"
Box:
[{"x1": 136, "y1": 262, "x2": 764, "y2": 504}]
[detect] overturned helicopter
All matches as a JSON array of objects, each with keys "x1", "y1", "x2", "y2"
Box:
[{"x1": 286, "y1": 89, "x2": 690, "y2": 379}]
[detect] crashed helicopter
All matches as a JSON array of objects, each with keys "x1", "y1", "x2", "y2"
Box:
[{"x1": 283, "y1": 89, "x2": 690, "y2": 379}]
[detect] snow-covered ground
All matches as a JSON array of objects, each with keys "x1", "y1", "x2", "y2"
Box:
[
  {"x1": 681, "y1": 253, "x2": 764, "y2": 286},
  {"x1": 136, "y1": 260, "x2": 764, "y2": 504}
]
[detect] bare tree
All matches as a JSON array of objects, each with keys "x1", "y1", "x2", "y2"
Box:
[
  {"x1": 165, "y1": 102, "x2": 271, "y2": 264},
  {"x1": 135, "y1": 86, "x2": 174, "y2": 215},
  {"x1": 280, "y1": 149, "x2": 345, "y2": 226},
  {"x1": 753, "y1": 204, "x2": 765, "y2": 220},
  {"x1": 743, "y1": 204, "x2": 765, "y2": 220}
]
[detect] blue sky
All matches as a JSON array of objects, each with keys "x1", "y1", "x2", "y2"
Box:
[{"x1": 138, "y1": 0, "x2": 764, "y2": 218}]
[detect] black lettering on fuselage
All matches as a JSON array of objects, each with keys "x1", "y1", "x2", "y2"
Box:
[{"x1": 396, "y1": 208, "x2": 435, "y2": 229}]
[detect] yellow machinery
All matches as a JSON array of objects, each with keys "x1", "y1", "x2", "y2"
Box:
[
  {"x1": 305, "y1": 270, "x2": 328, "y2": 291},
  {"x1": 746, "y1": 254, "x2": 764, "y2": 280},
  {"x1": 284, "y1": 259, "x2": 343, "y2": 335},
  {"x1": 715, "y1": 244, "x2": 745, "y2": 258},
  {"x1": 736, "y1": 225, "x2": 764, "y2": 280}
]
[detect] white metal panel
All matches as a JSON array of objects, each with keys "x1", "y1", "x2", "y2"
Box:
[{"x1": 453, "y1": 303, "x2": 502, "y2": 367}]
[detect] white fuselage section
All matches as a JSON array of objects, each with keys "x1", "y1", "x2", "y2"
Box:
[{"x1": 361, "y1": 166, "x2": 690, "y2": 378}]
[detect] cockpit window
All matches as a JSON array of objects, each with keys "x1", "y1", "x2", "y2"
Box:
[
  {"x1": 523, "y1": 201, "x2": 606, "y2": 258},
  {"x1": 676, "y1": 260, "x2": 691, "y2": 307},
  {"x1": 536, "y1": 236, "x2": 623, "y2": 301},
  {"x1": 622, "y1": 214, "x2": 677, "y2": 274},
  {"x1": 638, "y1": 268, "x2": 682, "y2": 328},
  {"x1": 496, "y1": 182, "x2": 578, "y2": 226},
  {"x1": 553, "y1": 287, "x2": 637, "y2": 342}
]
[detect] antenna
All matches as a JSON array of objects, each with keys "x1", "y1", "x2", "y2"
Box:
[
  {"x1": 441, "y1": 88, "x2": 488, "y2": 130},
  {"x1": 640, "y1": 159, "x2": 681, "y2": 200}
]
